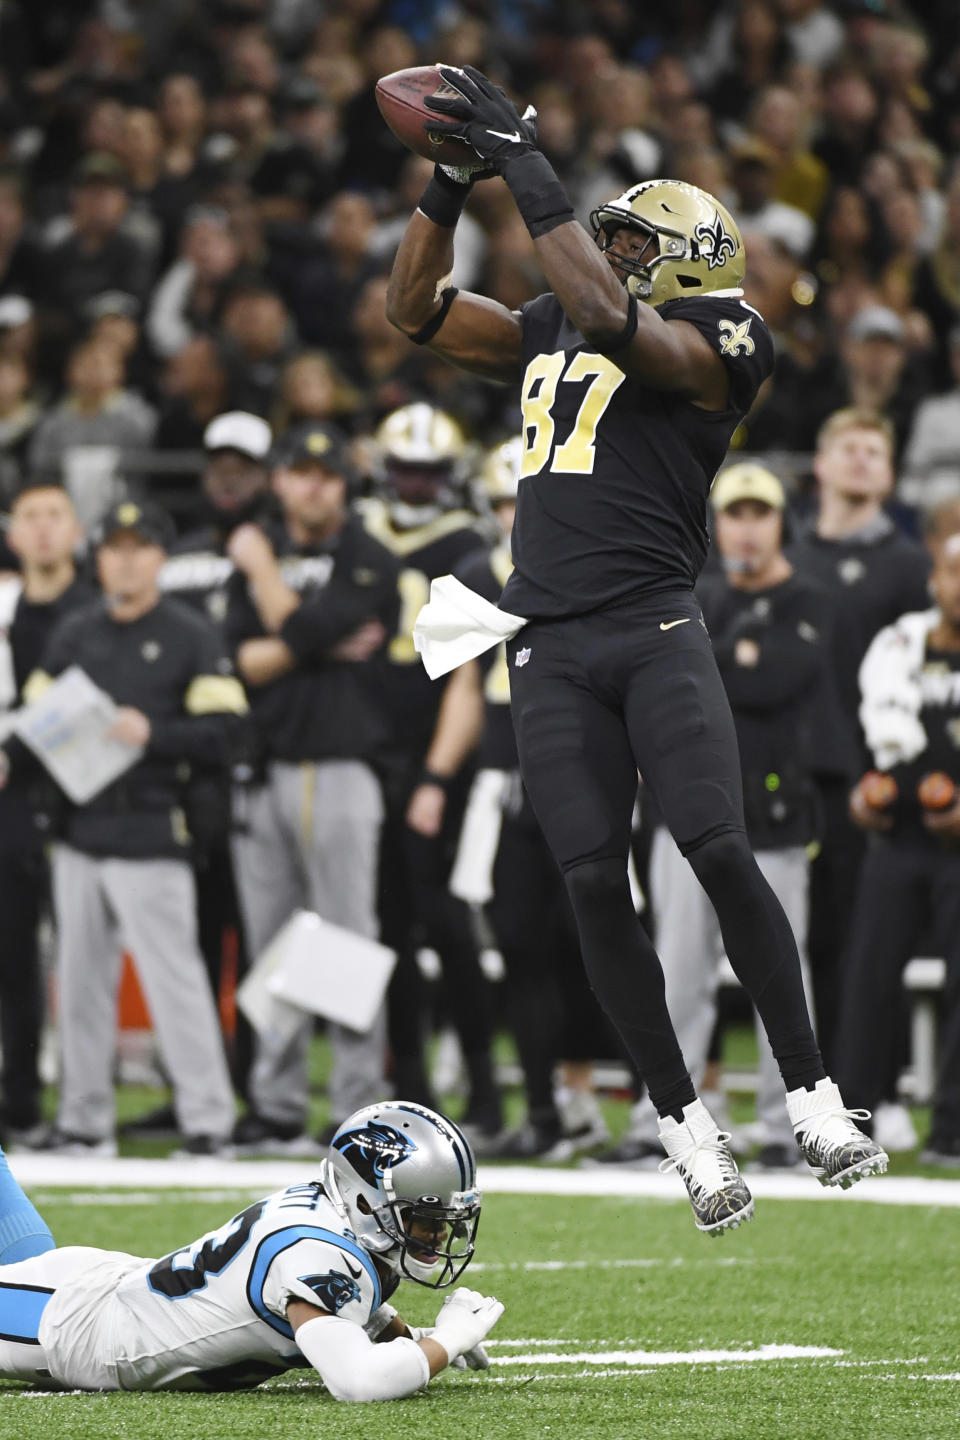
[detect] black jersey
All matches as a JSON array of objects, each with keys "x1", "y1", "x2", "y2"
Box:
[
  {"x1": 788, "y1": 516, "x2": 932, "y2": 775},
  {"x1": 697, "y1": 570, "x2": 830, "y2": 849},
  {"x1": 501, "y1": 291, "x2": 774, "y2": 620},
  {"x1": 161, "y1": 525, "x2": 236, "y2": 630},
  {"x1": 358, "y1": 497, "x2": 489, "y2": 758},
  {"x1": 455, "y1": 543, "x2": 517, "y2": 771},
  {"x1": 225, "y1": 513, "x2": 399, "y2": 765},
  {"x1": 36, "y1": 596, "x2": 247, "y2": 859}
]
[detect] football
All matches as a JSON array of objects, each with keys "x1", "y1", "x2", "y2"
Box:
[
  {"x1": 861, "y1": 770, "x2": 898, "y2": 810},
  {"x1": 917, "y1": 771, "x2": 956, "y2": 811},
  {"x1": 375, "y1": 65, "x2": 478, "y2": 167}
]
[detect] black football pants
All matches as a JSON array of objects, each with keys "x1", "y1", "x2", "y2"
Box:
[
  {"x1": 508, "y1": 590, "x2": 823, "y2": 1115},
  {"x1": 836, "y1": 837, "x2": 960, "y2": 1141},
  {"x1": 0, "y1": 849, "x2": 45, "y2": 1131}
]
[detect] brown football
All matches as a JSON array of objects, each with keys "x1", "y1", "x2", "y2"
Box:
[
  {"x1": 917, "y1": 771, "x2": 956, "y2": 811},
  {"x1": 861, "y1": 770, "x2": 898, "y2": 810},
  {"x1": 375, "y1": 65, "x2": 478, "y2": 167}
]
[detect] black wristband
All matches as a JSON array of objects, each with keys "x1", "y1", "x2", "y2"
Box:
[
  {"x1": 603, "y1": 295, "x2": 640, "y2": 353},
  {"x1": 409, "y1": 285, "x2": 459, "y2": 345},
  {"x1": 417, "y1": 166, "x2": 472, "y2": 228},
  {"x1": 420, "y1": 768, "x2": 452, "y2": 791},
  {"x1": 500, "y1": 151, "x2": 574, "y2": 238}
]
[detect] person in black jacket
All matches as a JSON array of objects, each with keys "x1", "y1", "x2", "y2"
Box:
[
  {"x1": 788, "y1": 406, "x2": 931, "y2": 1073},
  {"x1": 20, "y1": 499, "x2": 246, "y2": 1157},
  {"x1": 226, "y1": 422, "x2": 400, "y2": 1152},
  {"x1": 598, "y1": 464, "x2": 827, "y2": 1170},
  {"x1": 0, "y1": 482, "x2": 91, "y2": 1143}
]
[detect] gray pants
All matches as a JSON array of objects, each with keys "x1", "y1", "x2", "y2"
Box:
[
  {"x1": 232, "y1": 759, "x2": 386, "y2": 1128},
  {"x1": 628, "y1": 827, "x2": 814, "y2": 1147},
  {"x1": 52, "y1": 846, "x2": 235, "y2": 1141}
]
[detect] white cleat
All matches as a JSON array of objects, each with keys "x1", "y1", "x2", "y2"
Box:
[
  {"x1": 786, "y1": 1078, "x2": 889, "y2": 1189},
  {"x1": 658, "y1": 1098, "x2": 755, "y2": 1235}
]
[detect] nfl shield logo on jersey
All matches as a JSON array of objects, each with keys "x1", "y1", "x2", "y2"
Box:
[{"x1": 514, "y1": 646, "x2": 531, "y2": 668}]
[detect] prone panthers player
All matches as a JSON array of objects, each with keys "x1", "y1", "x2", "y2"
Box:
[
  {"x1": 0, "y1": 1102, "x2": 502, "y2": 1398},
  {"x1": 360, "y1": 404, "x2": 502, "y2": 1140},
  {"x1": 386, "y1": 64, "x2": 886, "y2": 1232}
]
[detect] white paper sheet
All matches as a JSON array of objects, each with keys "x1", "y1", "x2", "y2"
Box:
[
  {"x1": 13, "y1": 665, "x2": 143, "y2": 804},
  {"x1": 237, "y1": 909, "x2": 397, "y2": 1037}
]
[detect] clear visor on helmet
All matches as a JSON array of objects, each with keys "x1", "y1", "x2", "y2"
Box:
[{"x1": 377, "y1": 1190, "x2": 481, "y2": 1288}]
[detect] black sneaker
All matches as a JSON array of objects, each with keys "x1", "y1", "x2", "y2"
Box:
[
  {"x1": 119, "y1": 1102, "x2": 178, "y2": 1139},
  {"x1": 581, "y1": 1136, "x2": 664, "y2": 1169},
  {"x1": 171, "y1": 1134, "x2": 232, "y2": 1159},
  {"x1": 919, "y1": 1136, "x2": 960, "y2": 1167},
  {"x1": 755, "y1": 1142, "x2": 805, "y2": 1170},
  {"x1": 232, "y1": 1112, "x2": 319, "y2": 1157},
  {"x1": 19, "y1": 1128, "x2": 117, "y2": 1157},
  {"x1": 486, "y1": 1122, "x2": 563, "y2": 1160}
]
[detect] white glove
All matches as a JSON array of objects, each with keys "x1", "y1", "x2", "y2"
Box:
[
  {"x1": 430, "y1": 1287, "x2": 504, "y2": 1365},
  {"x1": 406, "y1": 1325, "x2": 491, "y2": 1371}
]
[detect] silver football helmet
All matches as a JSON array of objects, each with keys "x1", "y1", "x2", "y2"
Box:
[{"x1": 321, "y1": 1101, "x2": 481, "y2": 1289}]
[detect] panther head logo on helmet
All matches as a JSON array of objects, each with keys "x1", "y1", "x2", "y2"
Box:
[
  {"x1": 590, "y1": 179, "x2": 746, "y2": 306},
  {"x1": 331, "y1": 1121, "x2": 417, "y2": 1186}
]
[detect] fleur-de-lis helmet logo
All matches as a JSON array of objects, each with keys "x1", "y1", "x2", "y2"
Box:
[{"x1": 694, "y1": 211, "x2": 738, "y2": 271}]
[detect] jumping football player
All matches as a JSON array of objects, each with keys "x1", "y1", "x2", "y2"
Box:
[
  {"x1": 0, "y1": 1102, "x2": 502, "y2": 1397},
  {"x1": 386, "y1": 64, "x2": 887, "y2": 1232}
]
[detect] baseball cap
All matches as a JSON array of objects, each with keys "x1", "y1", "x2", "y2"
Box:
[
  {"x1": 847, "y1": 305, "x2": 905, "y2": 344},
  {"x1": 203, "y1": 411, "x2": 272, "y2": 460},
  {"x1": 84, "y1": 290, "x2": 140, "y2": 322},
  {"x1": 96, "y1": 499, "x2": 176, "y2": 550},
  {"x1": 273, "y1": 421, "x2": 354, "y2": 477},
  {"x1": 712, "y1": 463, "x2": 785, "y2": 512},
  {"x1": 73, "y1": 151, "x2": 130, "y2": 189}
]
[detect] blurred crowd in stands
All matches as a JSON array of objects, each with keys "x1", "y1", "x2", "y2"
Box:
[{"x1": 0, "y1": 0, "x2": 958, "y2": 1166}]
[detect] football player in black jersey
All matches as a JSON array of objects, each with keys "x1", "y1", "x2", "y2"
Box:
[
  {"x1": 360, "y1": 404, "x2": 502, "y2": 1141},
  {"x1": 385, "y1": 64, "x2": 886, "y2": 1232}
]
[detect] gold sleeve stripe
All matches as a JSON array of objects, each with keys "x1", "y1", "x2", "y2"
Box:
[
  {"x1": 22, "y1": 670, "x2": 54, "y2": 705},
  {"x1": 185, "y1": 674, "x2": 249, "y2": 716}
]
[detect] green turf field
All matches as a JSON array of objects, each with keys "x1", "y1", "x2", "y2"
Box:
[{"x1": 1, "y1": 1183, "x2": 956, "y2": 1440}]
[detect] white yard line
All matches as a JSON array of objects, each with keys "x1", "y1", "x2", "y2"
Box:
[
  {"x1": 490, "y1": 1344, "x2": 844, "y2": 1366},
  {"x1": 15, "y1": 1156, "x2": 960, "y2": 1207}
]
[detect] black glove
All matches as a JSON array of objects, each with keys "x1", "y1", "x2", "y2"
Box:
[{"x1": 424, "y1": 65, "x2": 538, "y2": 171}]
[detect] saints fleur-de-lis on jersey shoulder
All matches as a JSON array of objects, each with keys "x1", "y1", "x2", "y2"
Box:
[{"x1": 717, "y1": 316, "x2": 755, "y2": 357}]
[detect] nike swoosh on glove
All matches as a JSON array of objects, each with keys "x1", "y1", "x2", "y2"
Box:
[{"x1": 424, "y1": 64, "x2": 538, "y2": 170}]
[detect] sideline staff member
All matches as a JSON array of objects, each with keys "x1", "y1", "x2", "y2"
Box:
[
  {"x1": 24, "y1": 500, "x2": 245, "y2": 1155},
  {"x1": 0, "y1": 482, "x2": 91, "y2": 1142}
]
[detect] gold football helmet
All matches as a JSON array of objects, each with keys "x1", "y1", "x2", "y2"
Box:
[
  {"x1": 590, "y1": 179, "x2": 745, "y2": 306},
  {"x1": 480, "y1": 436, "x2": 522, "y2": 506},
  {"x1": 374, "y1": 403, "x2": 470, "y2": 525}
]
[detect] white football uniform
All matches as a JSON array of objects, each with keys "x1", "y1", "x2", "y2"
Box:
[{"x1": 0, "y1": 1181, "x2": 386, "y2": 1391}]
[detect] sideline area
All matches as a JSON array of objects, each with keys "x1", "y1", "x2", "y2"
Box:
[{"x1": 12, "y1": 1154, "x2": 960, "y2": 1206}]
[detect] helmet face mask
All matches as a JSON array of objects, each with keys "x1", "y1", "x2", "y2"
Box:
[
  {"x1": 324, "y1": 1101, "x2": 481, "y2": 1289},
  {"x1": 590, "y1": 179, "x2": 746, "y2": 306},
  {"x1": 374, "y1": 404, "x2": 469, "y2": 527}
]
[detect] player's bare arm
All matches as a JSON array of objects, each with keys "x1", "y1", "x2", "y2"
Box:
[
  {"x1": 419, "y1": 65, "x2": 729, "y2": 406},
  {"x1": 386, "y1": 209, "x2": 522, "y2": 381},
  {"x1": 528, "y1": 221, "x2": 729, "y2": 408}
]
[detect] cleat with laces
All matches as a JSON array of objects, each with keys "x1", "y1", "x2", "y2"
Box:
[
  {"x1": 786, "y1": 1077, "x2": 888, "y2": 1188},
  {"x1": 657, "y1": 1098, "x2": 754, "y2": 1235}
]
